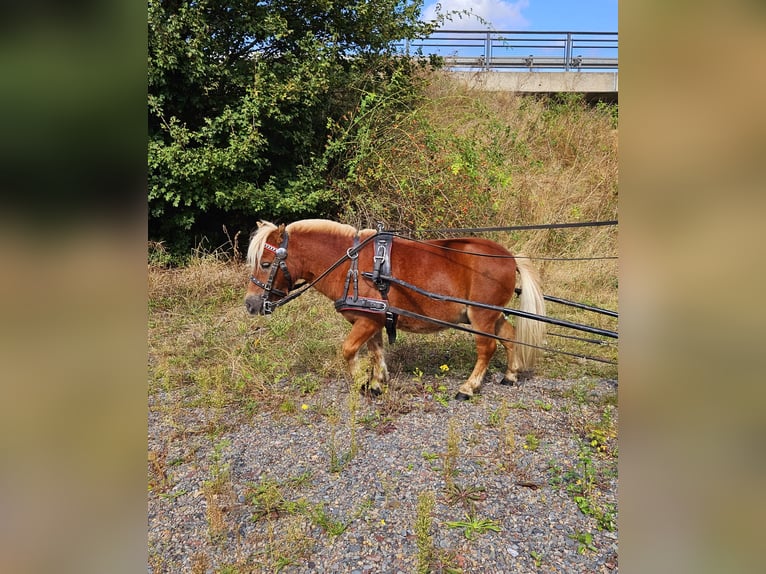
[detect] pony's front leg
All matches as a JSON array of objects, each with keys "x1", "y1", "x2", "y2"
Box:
[
  {"x1": 341, "y1": 318, "x2": 385, "y2": 396},
  {"x1": 366, "y1": 329, "x2": 389, "y2": 395}
]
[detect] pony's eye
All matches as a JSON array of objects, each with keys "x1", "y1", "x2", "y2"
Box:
[{"x1": 260, "y1": 262, "x2": 271, "y2": 269}]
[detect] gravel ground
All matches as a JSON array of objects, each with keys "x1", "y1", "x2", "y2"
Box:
[{"x1": 148, "y1": 375, "x2": 618, "y2": 573}]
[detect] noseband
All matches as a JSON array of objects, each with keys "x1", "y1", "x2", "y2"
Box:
[{"x1": 250, "y1": 232, "x2": 293, "y2": 314}]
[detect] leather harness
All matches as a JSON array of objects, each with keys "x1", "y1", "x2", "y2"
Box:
[{"x1": 334, "y1": 230, "x2": 399, "y2": 344}]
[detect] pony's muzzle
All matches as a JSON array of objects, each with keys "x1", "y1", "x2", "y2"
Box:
[{"x1": 244, "y1": 295, "x2": 265, "y2": 316}]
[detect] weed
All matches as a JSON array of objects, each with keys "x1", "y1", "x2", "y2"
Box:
[
  {"x1": 547, "y1": 460, "x2": 564, "y2": 488},
  {"x1": 286, "y1": 469, "x2": 314, "y2": 489},
  {"x1": 422, "y1": 450, "x2": 441, "y2": 471},
  {"x1": 292, "y1": 373, "x2": 320, "y2": 395},
  {"x1": 326, "y1": 400, "x2": 357, "y2": 473},
  {"x1": 249, "y1": 478, "x2": 289, "y2": 519},
  {"x1": 415, "y1": 490, "x2": 436, "y2": 574},
  {"x1": 501, "y1": 420, "x2": 517, "y2": 472},
  {"x1": 523, "y1": 433, "x2": 540, "y2": 452},
  {"x1": 204, "y1": 484, "x2": 228, "y2": 543},
  {"x1": 585, "y1": 404, "x2": 617, "y2": 453},
  {"x1": 443, "y1": 418, "x2": 460, "y2": 491},
  {"x1": 550, "y1": 439, "x2": 618, "y2": 532},
  {"x1": 347, "y1": 377, "x2": 360, "y2": 461},
  {"x1": 247, "y1": 471, "x2": 314, "y2": 520},
  {"x1": 530, "y1": 550, "x2": 543, "y2": 568},
  {"x1": 570, "y1": 530, "x2": 598, "y2": 554},
  {"x1": 445, "y1": 483, "x2": 488, "y2": 515},
  {"x1": 202, "y1": 438, "x2": 233, "y2": 543},
  {"x1": 534, "y1": 399, "x2": 553, "y2": 411},
  {"x1": 596, "y1": 502, "x2": 617, "y2": 532},
  {"x1": 445, "y1": 515, "x2": 502, "y2": 540},
  {"x1": 259, "y1": 515, "x2": 315, "y2": 572},
  {"x1": 425, "y1": 381, "x2": 451, "y2": 407},
  {"x1": 489, "y1": 400, "x2": 517, "y2": 472},
  {"x1": 190, "y1": 553, "x2": 210, "y2": 574},
  {"x1": 487, "y1": 406, "x2": 503, "y2": 428},
  {"x1": 159, "y1": 488, "x2": 187, "y2": 502},
  {"x1": 148, "y1": 447, "x2": 171, "y2": 494},
  {"x1": 309, "y1": 503, "x2": 348, "y2": 536}
]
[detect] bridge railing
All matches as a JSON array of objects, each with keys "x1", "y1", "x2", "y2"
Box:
[{"x1": 395, "y1": 30, "x2": 618, "y2": 72}]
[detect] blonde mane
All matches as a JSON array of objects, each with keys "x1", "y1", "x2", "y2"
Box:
[
  {"x1": 246, "y1": 219, "x2": 363, "y2": 271},
  {"x1": 286, "y1": 218, "x2": 359, "y2": 237},
  {"x1": 246, "y1": 221, "x2": 278, "y2": 270}
]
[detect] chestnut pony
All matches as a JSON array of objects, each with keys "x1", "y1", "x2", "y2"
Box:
[{"x1": 244, "y1": 219, "x2": 546, "y2": 400}]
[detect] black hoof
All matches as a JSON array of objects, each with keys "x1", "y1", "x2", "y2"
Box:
[
  {"x1": 455, "y1": 392, "x2": 472, "y2": 401},
  {"x1": 361, "y1": 384, "x2": 382, "y2": 397},
  {"x1": 499, "y1": 377, "x2": 516, "y2": 386}
]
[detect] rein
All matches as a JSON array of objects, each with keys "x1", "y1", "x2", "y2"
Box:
[
  {"x1": 373, "y1": 273, "x2": 618, "y2": 339},
  {"x1": 383, "y1": 304, "x2": 616, "y2": 365}
]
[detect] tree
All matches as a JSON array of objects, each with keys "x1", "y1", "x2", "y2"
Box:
[{"x1": 148, "y1": 0, "x2": 432, "y2": 258}]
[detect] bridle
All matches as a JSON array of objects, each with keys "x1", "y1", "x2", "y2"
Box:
[
  {"x1": 247, "y1": 229, "x2": 383, "y2": 316},
  {"x1": 249, "y1": 232, "x2": 293, "y2": 315}
]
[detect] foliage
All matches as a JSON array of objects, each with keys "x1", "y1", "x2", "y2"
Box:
[{"x1": 148, "y1": 0, "x2": 436, "y2": 259}]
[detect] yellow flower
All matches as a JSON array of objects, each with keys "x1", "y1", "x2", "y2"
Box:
[
  {"x1": 380, "y1": 519, "x2": 386, "y2": 526},
  {"x1": 301, "y1": 404, "x2": 309, "y2": 411},
  {"x1": 439, "y1": 364, "x2": 449, "y2": 373}
]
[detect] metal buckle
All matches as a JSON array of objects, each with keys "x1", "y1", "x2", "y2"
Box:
[{"x1": 262, "y1": 299, "x2": 277, "y2": 315}]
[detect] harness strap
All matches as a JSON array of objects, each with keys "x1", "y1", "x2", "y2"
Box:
[
  {"x1": 371, "y1": 232, "x2": 393, "y2": 296},
  {"x1": 334, "y1": 231, "x2": 398, "y2": 344},
  {"x1": 384, "y1": 310, "x2": 398, "y2": 345},
  {"x1": 373, "y1": 230, "x2": 397, "y2": 343},
  {"x1": 339, "y1": 234, "x2": 360, "y2": 304}
]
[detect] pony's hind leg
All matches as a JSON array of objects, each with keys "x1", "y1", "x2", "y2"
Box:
[
  {"x1": 495, "y1": 316, "x2": 520, "y2": 386},
  {"x1": 341, "y1": 318, "x2": 386, "y2": 396},
  {"x1": 456, "y1": 310, "x2": 499, "y2": 400}
]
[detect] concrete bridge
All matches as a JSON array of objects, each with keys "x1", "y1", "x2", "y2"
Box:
[
  {"x1": 450, "y1": 70, "x2": 618, "y2": 102},
  {"x1": 397, "y1": 30, "x2": 618, "y2": 101}
]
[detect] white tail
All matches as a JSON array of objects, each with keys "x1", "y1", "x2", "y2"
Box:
[{"x1": 514, "y1": 255, "x2": 547, "y2": 370}]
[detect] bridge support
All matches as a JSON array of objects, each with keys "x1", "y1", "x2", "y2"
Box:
[{"x1": 451, "y1": 71, "x2": 618, "y2": 101}]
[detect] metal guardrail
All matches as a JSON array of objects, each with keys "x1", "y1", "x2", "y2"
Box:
[{"x1": 396, "y1": 30, "x2": 618, "y2": 72}]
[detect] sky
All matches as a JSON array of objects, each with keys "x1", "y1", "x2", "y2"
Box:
[{"x1": 421, "y1": 0, "x2": 618, "y2": 32}]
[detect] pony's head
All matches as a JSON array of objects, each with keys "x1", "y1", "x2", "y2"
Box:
[{"x1": 244, "y1": 221, "x2": 293, "y2": 315}]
